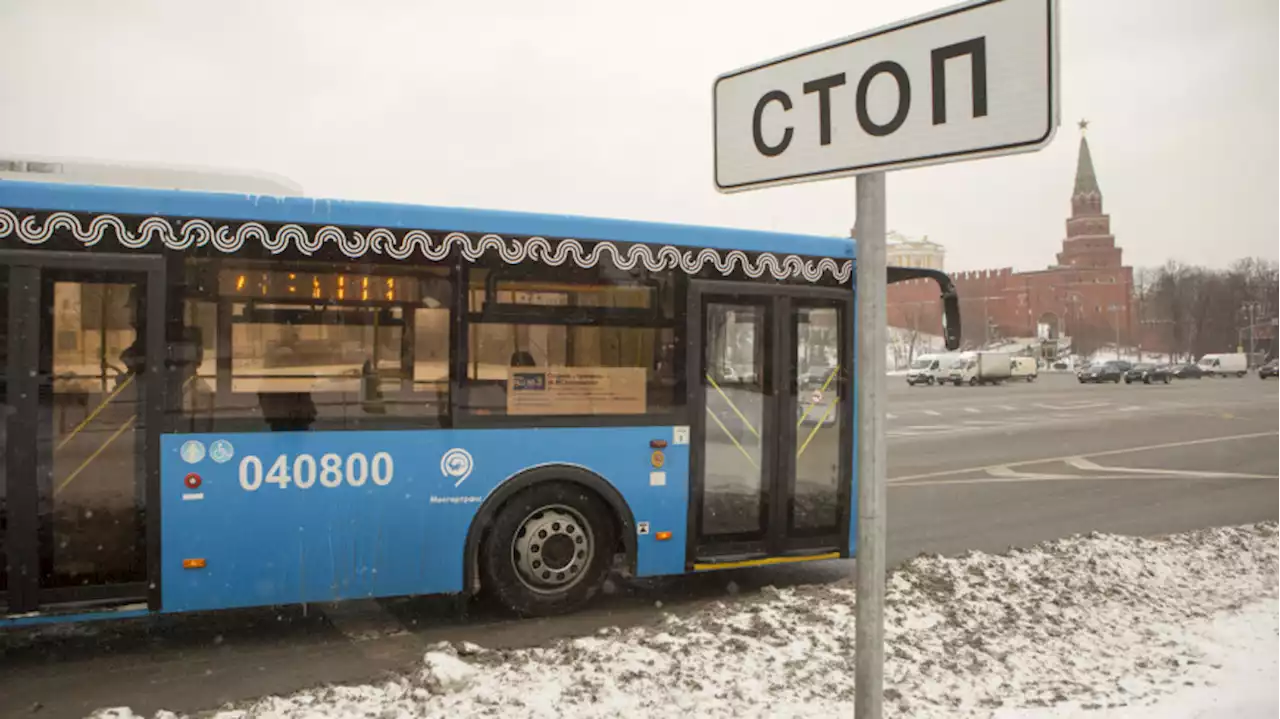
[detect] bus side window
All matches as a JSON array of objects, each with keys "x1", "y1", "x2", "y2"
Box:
[
  {"x1": 462, "y1": 265, "x2": 683, "y2": 418},
  {"x1": 173, "y1": 258, "x2": 452, "y2": 432}
]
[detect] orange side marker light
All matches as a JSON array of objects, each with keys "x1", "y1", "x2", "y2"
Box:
[
  {"x1": 182, "y1": 558, "x2": 207, "y2": 569},
  {"x1": 655, "y1": 531, "x2": 673, "y2": 541}
]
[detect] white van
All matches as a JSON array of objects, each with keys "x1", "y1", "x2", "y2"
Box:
[
  {"x1": 906, "y1": 354, "x2": 952, "y2": 386},
  {"x1": 1010, "y1": 356, "x2": 1038, "y2": 382},
  {"x1": 1197, "y1": 353, "x2": 1248, "y2": 378}
]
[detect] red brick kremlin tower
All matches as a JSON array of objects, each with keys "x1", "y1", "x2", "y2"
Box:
[{"x1": 887, "y1": 122, "x2": 1134, "y2": 354}]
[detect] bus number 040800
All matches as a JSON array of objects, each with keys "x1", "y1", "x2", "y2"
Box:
[{"x1": 239, "y1": 452, "x2": 394, "y2": 491}]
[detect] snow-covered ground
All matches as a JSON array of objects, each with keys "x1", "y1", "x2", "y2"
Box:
[{"x1": 91, "y1": 523, "x2": 1277, "y2": 719}]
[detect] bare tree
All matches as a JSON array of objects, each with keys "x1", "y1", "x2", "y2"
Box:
[{"x1": 1138, "y1": 257, "x2": 1278, "y2": 361}]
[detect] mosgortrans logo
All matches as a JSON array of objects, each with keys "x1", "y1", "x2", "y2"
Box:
[{"x1": 440, "y1": 448, "x2": 474, "y2": 487}]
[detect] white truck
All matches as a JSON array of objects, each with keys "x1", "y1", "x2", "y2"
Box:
[
  {"x1": 948, "y1": 351, "x2": 1013, "y2": 386},
  {"x1": 1010, "y1": 356, "x2": 1038, "y2": 382},
  {"x1": 1197, "y1": 352, "x2": 1248, "y2": 378},
  {"x1": 905, "y1": 353, "x2": 954, "y2": 386}
]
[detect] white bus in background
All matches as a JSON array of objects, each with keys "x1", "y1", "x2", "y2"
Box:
[
  {"x1": 0, "y1": 155, "x2": 304, "y2": 195},
  {"x1": 1197, "y1": 352, "x2": 1248, "y2": 378}
]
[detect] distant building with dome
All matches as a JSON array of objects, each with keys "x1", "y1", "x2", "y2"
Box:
[{"x1": 887, "y1": 231, "x2": 945, "y2": 271}]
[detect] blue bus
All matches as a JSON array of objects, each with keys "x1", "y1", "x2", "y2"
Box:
[{"x1": 0, "y1": 179, "x2": 958, "y2": 624}]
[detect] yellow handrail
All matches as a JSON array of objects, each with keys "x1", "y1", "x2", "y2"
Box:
[
  {"x1": 796, "y1": 365, "x2": 840, "y2": 428},
  {"x1": 55, "y1": 417, "x2": 136, "y2": 494},
  {"x1": 704, "y1": 372, "x2": 761, "y2": 439},
  {"x1": 797, "y1": 397, "x2": 840, "y2": 459},
  {"x1": 704, "y1": 406, "x2": 759, "y2": 470},
  {"x1": 55, "y1": 374, "x2": 134, "y2": 452},
  {"x1": 54, "y1": 375, "x2": 198, "y2": 495}
]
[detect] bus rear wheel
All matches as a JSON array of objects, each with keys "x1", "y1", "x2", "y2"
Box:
[{"x1": 481, "y1": 482, "x2": 616, "y2": 617}]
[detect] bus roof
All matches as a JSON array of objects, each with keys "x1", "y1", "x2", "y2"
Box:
[{"x1": 0, "y1": 179, "x2": 855, "y2": 260}]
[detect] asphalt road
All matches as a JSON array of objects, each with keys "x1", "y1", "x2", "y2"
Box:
[{"x1": 2, "y1": 372, "x2": 1276, "y2": 718}]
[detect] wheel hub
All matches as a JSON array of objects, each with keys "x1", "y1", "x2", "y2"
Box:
[{"x1": 511, "y1": 505, "x2": 593, "y2": 593}]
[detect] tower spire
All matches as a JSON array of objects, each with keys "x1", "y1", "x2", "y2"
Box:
[{"x1": 1073, "y1": 120, "x2": 1100, "y2": 197}]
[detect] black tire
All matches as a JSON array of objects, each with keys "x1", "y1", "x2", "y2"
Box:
[
  {"x1": 1163, "y1": 376, "x2": 1170, "y2": 384},
  {"x1": 1124, "y1": 378, "x2": 1132, "y2": 384},
  {"x1": 926, "y1": 376, "x2": 935, "y2": 386},
  {"x1": 481, "y1": 481, "x2": 617, "y2": 617},
  {"x1": 969, "y1": 377, "x2": 978, "y2": 387},
  {"x1": 1143, "y1": 377, "x2": 1150, "y2": 384}
]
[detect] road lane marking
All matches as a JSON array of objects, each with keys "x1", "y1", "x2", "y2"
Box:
[
  {"x1": 923, "y1": 410, "x2": 941, "y2": 416},
  {"x1": 986, "y1": 464, "x2": 1076, "y2": 480},
  {"x1": 887, "y1": 413, "x2": 897, "y2": 420},
  {"x1": 964, "y1": 407, "x2": 981, "y2": 414},
  {"x1": 888, "y1": 431, "x2": 1279, "y2": 483},
  {"x1": 998, "y1": 405, "x2": 1016, "y2": 411},
  {"x1": 1065, "y1": 456, "x2": 1275, "y2": 480},
  {"x1": 1035, "y1": 401, "x2": 1110, "y2": 411}
]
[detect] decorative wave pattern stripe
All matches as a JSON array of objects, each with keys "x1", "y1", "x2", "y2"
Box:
[{"x1": 0, "y1": 208, "x2": 852, "y2": 282}]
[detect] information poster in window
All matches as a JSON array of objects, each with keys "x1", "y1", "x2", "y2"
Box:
[{"x1": 507, "y1": 367, "x2": 647, "y2": 415}]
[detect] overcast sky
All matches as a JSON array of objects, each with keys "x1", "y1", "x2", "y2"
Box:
[{"x1": 1, "y1": 0, "x2": 1275, "y2": 271}]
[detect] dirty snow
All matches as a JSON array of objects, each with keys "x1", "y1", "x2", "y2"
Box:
[{"x1": 89, "y1": 522, "x2": 1278, "y2": 719}]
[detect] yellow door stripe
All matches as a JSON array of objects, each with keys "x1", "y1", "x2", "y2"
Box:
[{"x1": 693, "y1": 551, "x2": 840, "y2": 571}]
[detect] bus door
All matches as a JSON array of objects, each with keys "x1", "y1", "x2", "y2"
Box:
[
  {"x1": 1, "y1": 251, "x2": 164, "y2": 615},
  {"x1": 687, "y1": 281, "x2": 852, "y2": 567}
]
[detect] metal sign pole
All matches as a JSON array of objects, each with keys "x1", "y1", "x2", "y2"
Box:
[{"x1": 853, "y1": 171, "x2": 887, "y2": 719}]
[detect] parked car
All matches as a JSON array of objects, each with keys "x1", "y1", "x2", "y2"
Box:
[
  {"x1": 1260, "y1": 359, "x2": 1278, "y2": 380},
  {"x1": 1169, "y1": 363, "x2": 1206, "y2": 380},
  {"x1": 1123, "y1": 362, "x2": 1172, "y2": 384},
  {"x1": 1078, "y1": 361, "x2": 1126, "y2": 383}
]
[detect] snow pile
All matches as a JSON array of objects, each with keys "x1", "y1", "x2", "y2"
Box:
[
  {"x1": 91, "y1": 523, "x2": 1278, "y2": 719},
  {"x1": 1000, "y1": 598, "x2": 1277, "y2": 718}
]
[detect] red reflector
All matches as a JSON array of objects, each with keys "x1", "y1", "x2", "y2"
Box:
[
  {"x1": 649, "y1": 439, "x2": 668, "y2": 449},
  {"x1": 184, "y1": 473, "x2": 202, "y2": 490}
]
